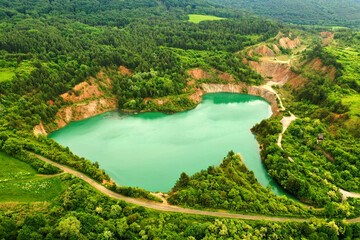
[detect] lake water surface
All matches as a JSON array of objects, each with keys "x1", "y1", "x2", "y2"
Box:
[{"x1": 49, "y1": 93, "x2": 290, "y2": 197}]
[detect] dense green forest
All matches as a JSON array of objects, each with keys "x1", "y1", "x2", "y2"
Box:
[
  {"x1": 2, "y1": 170, "x2": 358, "y2": 240},
  {"x1": 210, "y1": 0, "x2": 360, "y2": 29},
  {"x1": 2, "y1": 0, "x2": 360, "y2": 238},
  {"x1": 169, "y1": 151, "x2": 320, "y2": 218},
  {"x1": 0, "y1": 0, "x2": 279, "y2": 129},
  {"x1": 248, "y1": 34, "x2": 360, "y2": 212}
]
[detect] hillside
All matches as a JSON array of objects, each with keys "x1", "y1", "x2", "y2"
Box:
[
  {"x1": 210, "y1": 0, "x2": 360, "y2": 29},
  {"x1": 2, "y1": 0, "x2": 360, "y2": 238}
]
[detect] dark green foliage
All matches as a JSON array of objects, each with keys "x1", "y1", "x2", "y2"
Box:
[
  {"x1": 168, "y1": 151, "x2": 313, "y2": 217},
  {"x1": 254, "y1": 117, "x2": 360, "y2": 218},
  {"x1": 302, "y1": 45, "x2": 344, "y2": 79},
  {"x1": 173, "y1": 172, "x2": 190, "y2": 191},
  {"x1": 209, "y1": 0, "x2": 360, "y2": 29},
  {"x1": 0, "y1": 0, "x2": 281, "y2": 207},
  {"x1": 1, "y1": 173, "x2": 358, "y2": 239},
  {"x1": 295, "y1": 82, "x2": 328, "y2": 105},
  {"x1": 0, "y1": 139, "x2": 61, "y2": 174},
  {"x1": 108, "y1": 184, "x2": 163, "y2": 203},
  {"x1": 0, "y1": 0, "x2": 276, "y2": 131}
]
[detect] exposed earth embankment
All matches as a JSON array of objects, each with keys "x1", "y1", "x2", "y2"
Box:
[{"x1": 200, "y1": 83, "x2": 280, "y2": 116}]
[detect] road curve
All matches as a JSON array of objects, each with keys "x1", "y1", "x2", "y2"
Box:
[
  {"x1": 34, "y1": 154, "x2": 360, "y2": 223},
  {"x1": 34, "y1": 154, "x2": 309, "y2": 222}
]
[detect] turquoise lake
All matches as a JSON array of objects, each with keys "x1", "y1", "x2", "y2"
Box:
[{"x1": 49, "y1": 93, "x2": 290, "y2": 197}]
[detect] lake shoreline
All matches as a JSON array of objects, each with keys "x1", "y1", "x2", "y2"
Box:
[{"x1": 34, "y1": 83, "x2": 280, "y2": 136}]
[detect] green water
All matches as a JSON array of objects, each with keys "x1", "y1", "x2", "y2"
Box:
[{"x1": 49, "y1": 93, "x2": 290, "y2": 197}]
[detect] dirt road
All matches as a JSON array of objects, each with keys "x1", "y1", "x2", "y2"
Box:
[{"x1": 34, "y1": 154, "x2": 309, "y2": 222}]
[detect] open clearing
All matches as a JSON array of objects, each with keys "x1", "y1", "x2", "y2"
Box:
[
  {"x1": 0, "y1": 69, "x2": 15, "y2": 82},
  {"x1": 0, "y1": 152, "x2": 64, "y2": 202},
  {"x1": 188, "y1": 14, "x2": 225, "y2": 23}
]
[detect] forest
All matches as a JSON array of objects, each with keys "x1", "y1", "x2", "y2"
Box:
[
  {"x1": 209, "y1": 0, "x2": 360, "y2": 29},
  {"x1": 2, "y1": 0, "x2": 360, "y2": 238},
  {"x1": 1, "y1": 171, "x2": 357, "y2": 240}
]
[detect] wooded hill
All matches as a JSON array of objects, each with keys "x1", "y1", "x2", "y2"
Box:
[{"x1": 210, "y1": 0, "x2": 360, "y2": 29}]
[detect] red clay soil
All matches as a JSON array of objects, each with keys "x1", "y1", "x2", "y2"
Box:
[
  {"x1": 273, "y1": 44, "x2": 281, "y2": 54},
  {"x1": 54, "y1": 98, "x2": 118, "y2": 130},
  {"x1": 249, "y1": 61, "x2": 293, "y2": 82},
  {"x1": 279, "y1": 37, "x2": 301, "y2": 49},
  {"x1": 60, "y1": 78, "x2": 107, "y2": 103},
  {"x1": 311, "y1": 58, "x2": 329, "y2": 72},
  {"x1": 97, "y1": 71, "x2": 105, "y2": 79},
  {"x1": 189, "y1": 88, "x2": 204, "y2": 103},
  {"x1": 248, "y1": 49, "x2": 254, "y2": 57},
  {"x1": 286, "y1": 75, "x2": 307, "y2": 88},
  {"x1": 187, "y1": 68, "x2": 234, "y2": 81},
  {"x1": 252, "y1": 45, "x2": 276, "y2": 57},
  {"x1": 119, "y1": 66, "x2": 133, "y2": 76},
  {"x1": 187, "y1": 80, "x2": 195, "y2": 85},
  {"x1": 102, "y1": 179, "x2": 115, "y2": 185},
  {"x1": 143, "y1": 98, "x2": 170, "y2": 105},
  {"x1": 309, "y1": 58, "x2": 336, "y2": 80},
  {"x1": 188, "y1": 68, "x2": 213, "y2": 79},
  {"x1": 321, "y1": 32, "x2": 335, "y2": 45},
  {"x1": 329, "y1": 67, "x2": 336, "y2": 79},
  {"x1": 248, "y1": 60, "x2": 307, "y2": 88}
]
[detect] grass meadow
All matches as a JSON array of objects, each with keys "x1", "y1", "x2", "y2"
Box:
[
  {"x1": 0, "y1": 152, "x2": 64, "y2": 202},
  {"x1": 188, "y1": 14, "x2": 225, "y2": 24}
]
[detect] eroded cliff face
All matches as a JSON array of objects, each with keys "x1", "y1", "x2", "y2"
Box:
[
  {"x1": 53, "y1": 98, "x2": 118, "y2": 131},
  {"x1": 33, "y1": 66, "x2": 133, "y2": 136},
  {"x1": 33, "y1": 122, "x2": 48, "y2": 136},
  {"x1": 279, "y1": 37, "x2": 301, "y2": 49},
  {"x1": 249, "y1": 45, "x2": 276, "y2": 57},
  {"x1": 244, "y1": 35, "x2": 307, "y2": 88},
  {"x1": 200, "y1": 83, "x2": 280, "y2": 116}
]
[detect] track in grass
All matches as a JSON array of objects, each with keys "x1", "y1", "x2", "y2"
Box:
[{"x1": 0, "y1": 152, "x2": 64, "y2": 202}]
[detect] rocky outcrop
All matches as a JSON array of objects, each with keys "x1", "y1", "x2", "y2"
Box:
[
  {"x1": 248, "y1": 61, "x2": 307, "y2": 87},
  {"x1": 249, "y1": 61, "x2": 291, "y2": 82},
  {"x1": 119, "y1": 66, "x2": 132, "y2": 76},
  {"x1": 273, "y1": 44, "x2": 281, "y2": 54},
  {"x1": 188, "y1": 68, "x2": 212, "y2": 79},
  {"x1": 33, "y1": 122, "x2": 48, "y2": 136},
  {"x1": 60, "y1": 78, "x2": 108, "y2": 103},
  {"x1": 279, "y1": 37, "x2": 301, "y2": 49},
  {"x1": 53, "y1": 98, "x2": 117, "y2": 131},
  {"x1": 200, "y1": 83, "x2": 280, "y2": 116},
  {"x1": 33, "y1": 73, "x2": 119, "y2": 135},
  {"x1": 252, "y1": 45, "x2": 276, "y2": 57}
]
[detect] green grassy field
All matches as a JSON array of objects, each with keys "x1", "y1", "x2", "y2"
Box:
[
  {"x1": 326, "y1": 47, "x2": 360, "y2": 118},
  {"x1": 0, "y1": 69, "x2": 15, "y2": 82},
  {"x1": 188, "y1": 14, "x2": 225, "y2": 23},
  {"x1": 0, "y1": 152, "x2": 64, "y2": 202},
  {"x1": 0, "y1": 60, "x2": 36, "y2": 82},
  {"x1": 343, "y1": 95, "x2": 360, "y2": 117}
]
